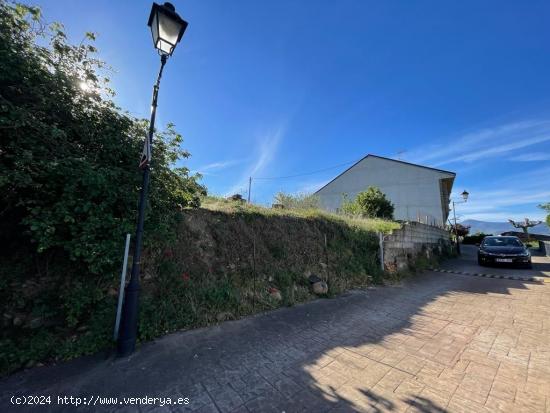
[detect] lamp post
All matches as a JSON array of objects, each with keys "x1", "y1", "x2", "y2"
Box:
[
  {"x1": 117, "y1": 2, "x2": 188, "y2": 357},
  {"x1": 451, "y1": 190, "x2": 469, "y2": 255}
]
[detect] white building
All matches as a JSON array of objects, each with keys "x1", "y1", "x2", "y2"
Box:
[{"x1": 315, "y1": 155, "x2": 455, "y2": 225}]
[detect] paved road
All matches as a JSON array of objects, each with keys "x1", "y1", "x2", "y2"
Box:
[
  {"x1": 438, "y1": 244, "x2": 550, "y2": 280},
  {"x1": 1, "y1": 247, "x2": 550, "y2": 412}
]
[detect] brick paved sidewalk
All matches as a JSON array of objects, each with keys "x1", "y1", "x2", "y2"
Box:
[{"x1": 1, "y1": 268, "x2": 550, "y2": 412}]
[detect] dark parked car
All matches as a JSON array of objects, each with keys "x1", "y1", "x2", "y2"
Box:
[{"x1": 477, "y1": 236, "x2": 531, "y2": 268}]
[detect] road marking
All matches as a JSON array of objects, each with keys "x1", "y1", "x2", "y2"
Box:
[{"x1": 429, "y1": 268, "x2": 545, "y2": 283}]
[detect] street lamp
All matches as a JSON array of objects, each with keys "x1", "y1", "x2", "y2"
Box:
[
  {"x1": 148, "y1": 2, "x2": 188, "y2": 56},
  {"x1": 117, "y1": 2, "x2": 188, "y2": 357},
  {"x1": 451, "y1": 190, "x2": 469, "y2": 255}
]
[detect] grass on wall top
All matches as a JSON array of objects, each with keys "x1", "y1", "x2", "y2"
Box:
[{"x1": 201, "y1": 196, "x2": 401, "y2": 234}]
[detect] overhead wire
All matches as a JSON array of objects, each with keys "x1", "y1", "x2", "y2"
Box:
[{"x1": 253, "y1": 159, "x2": 360, "y2": 181}]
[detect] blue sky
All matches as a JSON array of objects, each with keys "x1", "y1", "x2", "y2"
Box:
[{"x1": 33, "y1": 0, "x2": 550, "y2": 222}]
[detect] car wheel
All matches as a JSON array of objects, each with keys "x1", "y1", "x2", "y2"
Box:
[{"x1": 478, "y1": 258, "x2": 485, "y2": 267}]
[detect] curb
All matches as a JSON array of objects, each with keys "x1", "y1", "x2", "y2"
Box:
[{"x1": 429, "y1": 268, "x2": 545, "y2": 283}]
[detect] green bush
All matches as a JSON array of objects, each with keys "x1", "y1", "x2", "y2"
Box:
[
  {"x1": 462, "y1": 233, "x2": 491, "y2": 245},
  {"x1": 341, "y1": 187, "x2": 394, "y2": 219},
  {"x1": 539, "y1": 203, "x2": 550, "y2": 228},
  {"x1": 0, "y1": 1, "x2": 204, "y2": 374}
]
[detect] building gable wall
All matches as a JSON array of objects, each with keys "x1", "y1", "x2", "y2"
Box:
[{"x1": 316, "y1": 156, "x2": 454, "y2": 225}]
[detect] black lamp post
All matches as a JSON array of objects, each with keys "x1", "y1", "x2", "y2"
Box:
[
  {"x1": 451, "y1": 190, "x2": 469, "y2": 255},
  {"x1": 117, "y1": 2, "x2": 188, "y2": 357}
]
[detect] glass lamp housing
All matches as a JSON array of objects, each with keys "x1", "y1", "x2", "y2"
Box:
[{"x1": 148, "y1": 2, "x2": 188, "y2": 55}]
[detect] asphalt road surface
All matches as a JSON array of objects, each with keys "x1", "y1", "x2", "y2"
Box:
[{"x1": 439, "y1": 244, "x2": 550, "y2": 280}]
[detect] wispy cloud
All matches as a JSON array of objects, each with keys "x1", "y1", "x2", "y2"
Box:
[
  {"x1": 509, "y1": 152, "x2": 550, "y2": 162},
  {"x1": 453, "y1": 167, "x2": 550, "y2": 221},
  {"x1": 459, "y1": 189, "x2": 550, "y2": 211},
  {"x1": 193, "y1": 159, "x2": 246, "y2": 175},
  {"x1": 224, "y1": 125, "x2": 285, "y2": 197},
  {"x1": 462, "y1": 212, "x2": 546, "y2": 222},
  {"x1": 407, "y1": 120, "x2": 550, "y2": 166}
]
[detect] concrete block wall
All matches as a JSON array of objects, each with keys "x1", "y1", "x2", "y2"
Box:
[{"x1": 383, "y1": 221, "x2": 451, "y2": 272}]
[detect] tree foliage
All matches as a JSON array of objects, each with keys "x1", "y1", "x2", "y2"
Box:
[
  {"x1": 0, "y1": 1, "x2": 205, "y2": 374},
  {"x1": 341, "y1": 187, "x2": 395, "y2": 220},
  {"x1": 539, "y1": 203, "x2": 550, "y2": 227},
  {"x1": 462, "y1": 232, "x2": 491, "y2": 245},
  {"x1": 449, "y1": 223, "x2": 470, "y2": 238}
]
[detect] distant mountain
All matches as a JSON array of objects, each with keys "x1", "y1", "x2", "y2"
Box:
[{"x1": 462, "y1": 219, "x2": 550, "y2": 236}]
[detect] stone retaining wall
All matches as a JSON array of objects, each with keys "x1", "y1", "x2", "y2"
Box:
[{"x1": 383, "y1": 221, "x2": 452, "y2": 272}]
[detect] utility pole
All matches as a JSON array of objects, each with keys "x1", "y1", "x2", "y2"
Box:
[{"x1": 247, "y1": 176, "x2": 252, "y2": 204}]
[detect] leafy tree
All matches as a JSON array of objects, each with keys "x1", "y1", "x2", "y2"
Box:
[
  {"x1": 273, "y1": 192, "x2": 320, "y2": 209},
  {"x1": 449, "y1": 223, "x2": 470, "y2": 238},
  {"x1": 462, "y1": 232, "x2": 491, "y2": 245},
  {"x1": 341, "y1": 187, "x2": 394, "y2": 219},
  {"x1": 0, "y1": 1, "x2": 205, "y2": 373},
  {"x1": 539, "y1": 203, "x2": 550, "y2": 227}
]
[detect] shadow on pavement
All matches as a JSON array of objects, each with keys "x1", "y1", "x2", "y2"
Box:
[{"x1": 403, "y1": 396, "x2": 447, "y2": 413}]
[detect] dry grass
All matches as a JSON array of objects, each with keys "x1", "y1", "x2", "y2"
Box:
[{"x1": 201, "y1": 196, "x2": 401, "y2": 234}]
